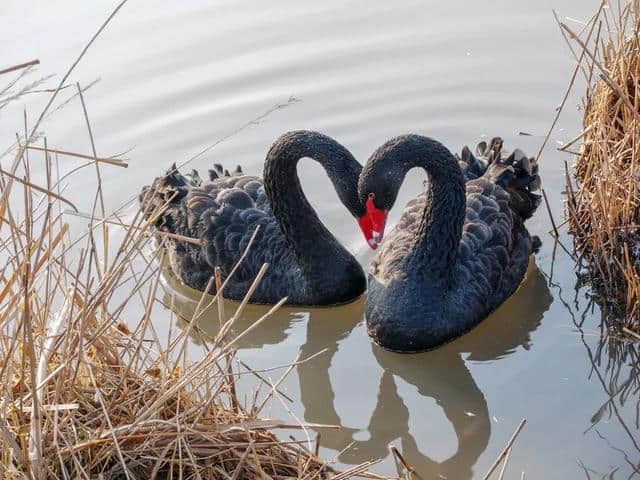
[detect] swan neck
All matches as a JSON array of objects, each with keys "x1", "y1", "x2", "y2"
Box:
[
  {"x1": 264, "y1": 131, "x2": 360, "y2": 273},
  {"x1": 407, "y1": 138, "x2": 466, "y2": 283}
]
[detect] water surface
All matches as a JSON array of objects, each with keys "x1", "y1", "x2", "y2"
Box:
[{"x1": 2, "y1": 1, "x2": 639, "y2": 478}]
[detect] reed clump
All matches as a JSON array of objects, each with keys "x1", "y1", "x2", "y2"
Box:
[
  {"x1": 0, "y1": 63, "x2": 387, "y2": 479},
  {"x1": 562, "y1": 1, "x2": 640, "y2": 334}
]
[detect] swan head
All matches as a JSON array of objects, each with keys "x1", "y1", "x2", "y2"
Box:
[{"x1": 358, "y1": 136, "x2": 419, "y2": 249}]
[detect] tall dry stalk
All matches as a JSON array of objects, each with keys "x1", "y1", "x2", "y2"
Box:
[{"x1": 561, "y1": 0, "x2": 640, "y2": 334}]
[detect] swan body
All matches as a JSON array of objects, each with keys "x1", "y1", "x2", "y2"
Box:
[
  {"x1": 358, "y1": 135, "x2": 541, "y2": 352},
  {"x1": 140, "y1": 131, "x2": 370, "y2": 306}
]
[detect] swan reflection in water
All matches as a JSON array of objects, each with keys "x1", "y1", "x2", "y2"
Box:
[{"x1": 165, "y1": 260, "x2": 552, "y2": 479}]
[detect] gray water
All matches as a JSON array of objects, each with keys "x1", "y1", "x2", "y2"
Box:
[{"x1": 3, "y1": 1, "x2": 639, "y2": 478}]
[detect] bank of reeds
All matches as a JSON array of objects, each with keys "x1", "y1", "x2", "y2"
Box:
[
  {"x1": 559, "y1": 1, "x2": 640, "y2": 334},
  {"x1": 0, "y1": 63, "x2": 390, "y2": 479}
]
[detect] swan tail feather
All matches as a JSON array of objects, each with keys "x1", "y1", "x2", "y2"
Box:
[
  {"x1": 531, "y1": 235, "x2": 542, "y2": 253},
  {"x1": 481, "y1": 138, "x2": 542, "y2": 221},
  {"x1": 458, "y1": 144, "x2": 488, "y2": 181},
  {"x1": 139, "y1": 162, "x2": 243, "y2": 232},
  {"x1": 502, "y1": 148, "x2": 541, "y2": 221},
  {"x1": 140, "y1": 164, "x2": 192, "y2": 212}
]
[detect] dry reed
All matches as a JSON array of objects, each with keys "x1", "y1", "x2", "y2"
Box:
[
  {"x1": 560, "y1": 0, "x2": 640, "y2": 334},
  {"x1": 0, "y1": 68, "x2": 390, "y2": 480}
]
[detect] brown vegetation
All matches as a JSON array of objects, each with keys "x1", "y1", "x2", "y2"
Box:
[{"x1": 561, "y1": 1, "x2": 640, "y2": 334}]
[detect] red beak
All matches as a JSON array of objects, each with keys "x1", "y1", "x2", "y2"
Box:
[
  {"x1": 357, "y1": 214, "x2": 375, "y2": 249},
  {"x1": 365, "y1": 195, "x2": 388, "y2": 250}
]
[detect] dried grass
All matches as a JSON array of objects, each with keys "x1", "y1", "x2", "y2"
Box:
[
  {"x1": 560, "y1": 0, "x2": 640, "y2": 334},
  {"x1": 0, "y1": 68, "x2": 390, "y2": 480}
]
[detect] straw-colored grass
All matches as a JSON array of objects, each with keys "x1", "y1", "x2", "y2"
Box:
[
  {"x1": 0, "y1": 62, "x2": 393, "y2": 479},
  {"x1": 560, "y1": 0, "x2": 640, "y2": 334}
]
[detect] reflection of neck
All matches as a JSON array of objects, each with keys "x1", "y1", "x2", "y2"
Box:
[
  {"x1": 298, "y1": 338, "x2": 341, "y2": 426},
  {"x1": 366, "y1": 349, "x2": 490, "y2": 479},
  {"x1": 297, "y1": 311, "x2": 362, "y2": 450},
  {"x1": 416, "y1": 353, "x2": 490, "y2": 478}
]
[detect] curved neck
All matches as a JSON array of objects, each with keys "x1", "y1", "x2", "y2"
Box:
[
  {"x1": 381, "y1": 135, "x2": 467, "y2": 284},
  {"x1": 264, "y1": 131, "x2": 361, "y2": 276}
]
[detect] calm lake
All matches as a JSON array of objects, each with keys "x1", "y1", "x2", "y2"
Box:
[{"x1": 3, "y1": 1, "x2": 639, "y2": 478}]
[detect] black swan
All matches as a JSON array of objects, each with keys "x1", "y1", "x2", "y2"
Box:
[
  {"x1": 139, "y1": 130, "x2": 371, "y2": 306},
  {"x1": 358, "y1": 135, "x2": 541, "y2": 352}
]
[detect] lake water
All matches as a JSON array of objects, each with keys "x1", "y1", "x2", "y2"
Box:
[{"x1": 3, "y1": 1, "x2": 639, "y2": 478}]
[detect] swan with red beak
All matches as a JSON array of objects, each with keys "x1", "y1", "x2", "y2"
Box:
[{"x1": 355, "y1": 134, "x2": 542, "y2": 352}]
